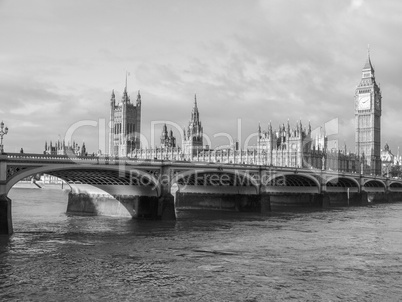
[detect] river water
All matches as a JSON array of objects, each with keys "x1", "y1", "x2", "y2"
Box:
[{"x1": 1, "y1": 187, "x2": 402, "y2": 301}]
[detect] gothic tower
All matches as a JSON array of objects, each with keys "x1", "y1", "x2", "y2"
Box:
[
  {"x1": 355, "y1": 49, "x2": 382, "y2": 174},
  {"x1": 160, "y1": 124, "x2": 176, "y2": 148},
  {"x1": 109, "y1": 82, "x2": 141, "y2": 157},
  {"x1": 182, "y1": 94, "x2": 203, "y2": 157}
]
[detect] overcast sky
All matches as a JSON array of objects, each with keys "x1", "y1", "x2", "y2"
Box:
[{"x1": 1, "y1": 0, "x2": 402, "y2": 154}]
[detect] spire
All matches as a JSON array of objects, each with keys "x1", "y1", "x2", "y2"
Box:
[
  {"x1": 363, "y1": 45, "x2": 374, "y2": 71},
  {"x1": 122, "y1": 72, "x2": 130, "y2": 103},
  {"x1": 111, "y1": 89, "x2": 115, "y2": 105},
  {"x1": 136, "y1": 90, "x2": 141, "y2": 106},
  {"x1": 191, "y1": 94, "x2": 199, "y2": 122}
]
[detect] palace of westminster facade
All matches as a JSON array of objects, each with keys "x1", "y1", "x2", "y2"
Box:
[
  {"x1": 105, "y1": 52, "x2": 384, "y2": 175},
  {"x1": 45, "y1": 51, "x2": 385, "y2": 175}
]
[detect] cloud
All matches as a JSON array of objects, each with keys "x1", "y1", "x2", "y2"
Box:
[
  {"x1": 1, "y1": 0, "x2": 402, "y2": 154},
  {"x1": 350, "y1": 0, "x2": 364, "y2": 10}
]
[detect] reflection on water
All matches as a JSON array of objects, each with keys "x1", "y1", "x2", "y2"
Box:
[{"x1": 1, "y1": 187, "x2": 402, "y2": 301}]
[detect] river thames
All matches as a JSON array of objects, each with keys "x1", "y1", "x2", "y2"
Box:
[{"x1": 1, "y1": 186, "x2": 402, "y2": 301}]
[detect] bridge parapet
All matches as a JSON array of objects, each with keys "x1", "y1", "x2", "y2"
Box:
[
  {"x1": 1, "y1": 152, "x2": 398, "y2": 178},
  {"x1": 1, "y1": 152, "x2": 400, "y2": 184},
  {"x1": 2, "y1": 153, "x2": 175, "y2": 167}
]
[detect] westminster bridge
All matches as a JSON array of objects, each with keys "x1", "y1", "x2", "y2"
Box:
[{"x1": 1, "y1": 152, "x2": 402, "y2": 235}]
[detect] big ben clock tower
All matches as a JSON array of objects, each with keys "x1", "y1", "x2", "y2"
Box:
[{"x1": 355, "y1": 49, "x2": 382, "y2": 175}]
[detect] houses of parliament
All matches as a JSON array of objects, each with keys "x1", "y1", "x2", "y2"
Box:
[{"x1": 45, "y1": 51, "x2": 383, "y2": 174}]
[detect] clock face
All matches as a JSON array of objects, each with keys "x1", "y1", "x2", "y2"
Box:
[{"x1": 358, "y1": 93, "x2": 371, "y2": 110}]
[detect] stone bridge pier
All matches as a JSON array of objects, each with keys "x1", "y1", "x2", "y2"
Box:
[
  {"x1": 169, "y1": 168, "x2": 272, "y2": 218},
  {"x1": 65, "y1": 166, "x2": 176, "y2": 220},
  {"x1": 156, "y1": 165, "x2": 176, "y2": 220},
  {"x1": 0, "y1": 161, "x2": 13, "y2": 234},
  {"x1": 0, "y1": 189, "x2": 12, "y2": 235}
]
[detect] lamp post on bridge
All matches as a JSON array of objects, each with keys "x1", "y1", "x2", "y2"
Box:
[{"x1": 0, "y1": 121, "x2": 9, "y2": 154}]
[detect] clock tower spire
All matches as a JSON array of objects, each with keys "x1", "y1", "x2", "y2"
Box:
[{"x1": 355, "y1": 48, "x2": 382, "y2": 175}]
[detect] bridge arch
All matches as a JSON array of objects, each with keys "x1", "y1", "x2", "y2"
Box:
[
  {"x1": 389, "y1": 181, "x2": 402, "y2": 188},
  {"x1": 362, "y1": 179, "x2": 386, "y2": 193},
  {"x1": 363, "y1": 179, "x2": 386, "y2": 188},
  {"x1": 263, "y1": 173, "x2": 321, "y2": 194},
  {"x1": 325, "y1": 176, "x2": 360, "y2": 193},
  {"x1": 171, "y1": 168, "x2": 259, "y2": 195},
  {"x1": 389, "y1": 181, "x2": 402, "y2": 192},
  {"x1": 6, "y1": 165, "x2": 160, "y2": 197}
]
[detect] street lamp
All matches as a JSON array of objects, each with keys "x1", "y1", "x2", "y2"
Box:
[{"x1": 0, "y1": 121, "x2": 9, "y2": 154}]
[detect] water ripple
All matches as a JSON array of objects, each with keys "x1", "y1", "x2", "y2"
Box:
[{"x1": 2, "y1": 188, "x2": 402, "y2": 301}]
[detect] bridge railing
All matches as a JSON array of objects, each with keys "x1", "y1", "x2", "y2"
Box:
[
  {"x1": 1, "y1": 150, "x2": 390, "y2": 179},
  {"x1": 5, "y1": 153, "x2": 100, "y2": 162},
  {"x1": 3, "y1": 152, "x2": 156, "y2": 166}
]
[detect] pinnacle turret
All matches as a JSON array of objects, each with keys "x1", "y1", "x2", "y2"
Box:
[
  {"x1": 122, "y1": 86, "x2": 130, "y2": 103},
  {"x1": 136, "y1": 90, "x2": 141, "y2": 106},
  {"x1": 160, "y1": 123, "x2": 176, "y2": 148},
  {"x1": 110, "y1": 90, "x2": 116, "y2": 106}
]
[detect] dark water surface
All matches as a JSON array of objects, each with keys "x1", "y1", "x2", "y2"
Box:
[{"x1": 1, "y1": 187, "x2": 402, "y2": 301}]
